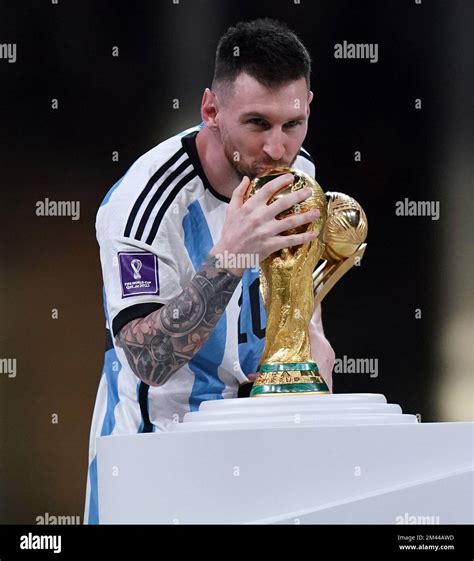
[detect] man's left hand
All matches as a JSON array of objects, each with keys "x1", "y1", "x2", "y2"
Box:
[{"x1": 308, "y1": 304, "x2": 336, "y2": 392}]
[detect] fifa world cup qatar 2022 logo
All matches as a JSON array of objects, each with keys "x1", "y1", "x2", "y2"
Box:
[{"x1": 119, "y1": 252, "x2": 159, "y2": 298}]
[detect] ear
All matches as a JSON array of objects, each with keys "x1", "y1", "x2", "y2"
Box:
[
  {"x1": 306, "y1": 90, "x2": 313, "y2": 117},
  {"x1": 201, "y1": 88, "x2": 219, "y2": 129}
]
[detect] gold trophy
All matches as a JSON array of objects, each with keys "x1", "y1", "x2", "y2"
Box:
[{"x1": 244, "y1": 168, "x2": 368, "y2": 397}]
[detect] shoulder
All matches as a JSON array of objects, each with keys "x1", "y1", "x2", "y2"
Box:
[{"x1": 96, "y1": 125, "x2": 203, "y2": 243}]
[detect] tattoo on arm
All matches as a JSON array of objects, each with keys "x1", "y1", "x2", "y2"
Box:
[{"x1": 117, "y1": 255, "x2": 241, "y2": 386}]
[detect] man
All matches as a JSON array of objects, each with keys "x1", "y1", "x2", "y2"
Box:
[{"x1": 84, "y1": 18, "x2": 335, "y2": 524}]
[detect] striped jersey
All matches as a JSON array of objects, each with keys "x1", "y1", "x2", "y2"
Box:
[{"x1": 84, "y1": 123, "x2": 317, "y2": 524}]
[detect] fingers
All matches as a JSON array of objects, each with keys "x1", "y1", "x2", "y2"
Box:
[
  {"x1": 229, "y1": 176, "x2": 250, "y2": 211},
  {"x1": 263, "y1": 185, "x2": 315, "y2": 220},
  {"x1": 271, "y1": 230, "x2": 318, "y2": 252},
  {"x1": 270, "y1": 208, "x2": 320, "y2": 235},
  {"x1": 248, "y1": 173, "x2": 295, "y2": 207}
]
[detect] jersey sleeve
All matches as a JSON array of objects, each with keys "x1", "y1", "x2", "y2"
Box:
[
  {"x1": 296, "y1": 146, "x2": 316, "y2": 179},
  {"x1": 97, "y1": 215, "x2": 190, "y2": 338}
]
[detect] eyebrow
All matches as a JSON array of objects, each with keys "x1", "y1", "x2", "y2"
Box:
[{"x1": 240, "y1": 112, "x2": 307, "y2": 122}]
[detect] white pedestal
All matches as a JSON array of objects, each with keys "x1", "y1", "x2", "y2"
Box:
[{"x1": 96, "y1": 394, "x2": 473, "y2": 524}]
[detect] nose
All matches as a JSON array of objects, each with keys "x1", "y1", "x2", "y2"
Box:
[{"x1": 262, "y1": 130, "x2": 286, "y2": 161}]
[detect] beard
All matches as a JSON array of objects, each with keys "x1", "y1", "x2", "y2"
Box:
[{"x1": 222, "y1": 134, "x2": 297, "y2": 180}]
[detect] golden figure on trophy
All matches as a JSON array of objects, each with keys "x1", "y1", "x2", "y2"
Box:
[{"x1": 244, "y1": 168, "x2": 368, "y2": 397}]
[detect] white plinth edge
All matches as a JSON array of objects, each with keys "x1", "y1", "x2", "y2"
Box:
[{"x1": 172, "y1": 393, "x2": 418, "y2": 431}]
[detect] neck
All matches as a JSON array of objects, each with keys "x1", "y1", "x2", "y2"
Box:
[{"x1": 196, "y1": 126, "x2": 241, "y2": 200}]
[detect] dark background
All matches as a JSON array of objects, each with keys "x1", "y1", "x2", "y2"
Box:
[{"x1": 0, "y1": 0, "x2": 472, "y2": 523}]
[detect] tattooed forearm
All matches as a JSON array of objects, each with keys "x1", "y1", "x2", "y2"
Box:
[{"x1": 116, "y1": 255, "x2": 241, "y2": 387}]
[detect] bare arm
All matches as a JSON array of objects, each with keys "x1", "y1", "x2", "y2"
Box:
[
  {"x1": 116, "y1": 254, "x2": 242, "y2": 387},
  {"x1": 309, "y1": 304, "x2": 335, "y2": 392}
]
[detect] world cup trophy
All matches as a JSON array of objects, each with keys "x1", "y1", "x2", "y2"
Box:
[{"x1": 244, "y1": 167, "x2": 368, "y2": 397}]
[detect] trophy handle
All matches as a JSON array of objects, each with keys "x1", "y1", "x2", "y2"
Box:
[{"x1": 313, "y1": 243, "x2": 367, "y2": 308}]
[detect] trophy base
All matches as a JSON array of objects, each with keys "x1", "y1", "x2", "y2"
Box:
[{"x1": 250, "y1": 362, "x2": 329, "y2": 397}]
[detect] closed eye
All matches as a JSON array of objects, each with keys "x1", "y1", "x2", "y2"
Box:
[
  {"x1": 245, "y1": 118, "x2": 303, "y2": 129},
  {"x1": 284, "y1": 120, "x2": 302, "y2": 128},
  {"x1": 247, "y1": 118, "x2": 269, "y2": 128}
]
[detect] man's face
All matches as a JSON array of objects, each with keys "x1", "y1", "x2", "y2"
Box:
[{"x1": 214, "y1": 73, "x2": 312, "y2": 179}]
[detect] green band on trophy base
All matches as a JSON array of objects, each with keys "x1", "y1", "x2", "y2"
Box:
[
  {"x1": 249, "y1": 361, "x2": 330, "y2": 397},
  {"x1": 250, "y1": 382, "x2": 330, "y2": 396}
]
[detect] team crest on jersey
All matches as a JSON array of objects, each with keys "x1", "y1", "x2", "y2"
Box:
[{"x1": 118, "y1": 252, "x2": 159, "y2": 297}]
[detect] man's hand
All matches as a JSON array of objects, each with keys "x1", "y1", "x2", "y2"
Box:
[{"x1": 210, "y1": 174, "x2": 320, "y2": 276}]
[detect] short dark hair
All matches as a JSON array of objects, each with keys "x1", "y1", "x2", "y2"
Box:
[{"x1": 212, "y1": 18, "x2": 311, "y2": 90}]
